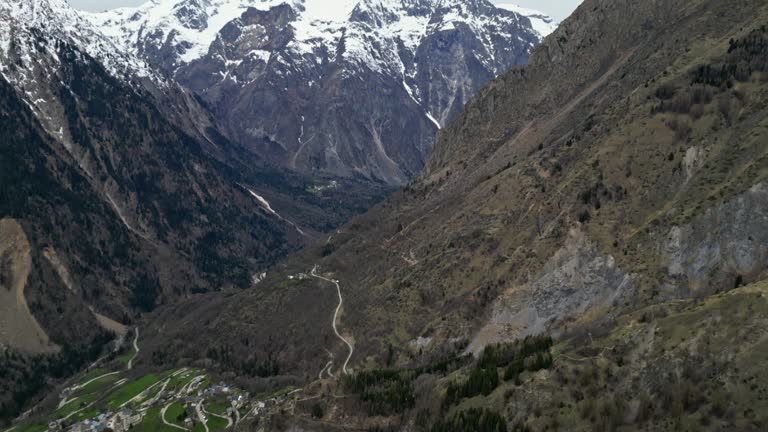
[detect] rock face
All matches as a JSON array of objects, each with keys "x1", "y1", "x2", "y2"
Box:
[
  {"x1": 470, "y1": 229, "x2": 632, "y2": 353},
  {"x1": 86, "y1": 0, "x2": 552, "y2": 184},
  {"x1": 661, "y1": 182, "x2": 768, "y2": 294}
]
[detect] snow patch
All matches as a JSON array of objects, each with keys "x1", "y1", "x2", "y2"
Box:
[
  {"x1": 494, "y1": 2, "x2": 558, "y2": 37},
  {"x1": 246, "y1": 188, "x2": 279, "y2": 215},
  {"x1": 85, "y1": 0, "x2": 549, "y2": 77},
  {"x1": 242, "y1": 185, "x2": 308, "y2": 237}
]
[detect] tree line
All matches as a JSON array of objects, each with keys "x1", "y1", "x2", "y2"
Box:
[{"x1": 444, "y1": 335, "x2": 554, "y2": 407}]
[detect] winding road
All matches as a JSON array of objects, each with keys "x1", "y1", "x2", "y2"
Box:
[
  {"x1": 75, "y1": 371, "x2": 118, "y2": 390},
  {"x1": 60, "y1": 327, "x2": 138, "y2": 408},
  {"x1": 233, "y1": 403, "x2": 241, "y2": 427},
  {"x1": 161, "y1": 403, "x2": 189, "y2": 431},
  {"x1": 126, "y1": 327, "x2": 139, "y2": 370},
  {"x1": 203, "y1": 406, "x2": 233, "y2": 429},
  {"x1": 318, "y1": 361, "x2": 333, "y2": 380},
  {"x1": 195, "y1": 402, "x2": 209, "y2": 432},
  {"x1": 311, "y1": 266, "x2": 354, "y2": 375}
]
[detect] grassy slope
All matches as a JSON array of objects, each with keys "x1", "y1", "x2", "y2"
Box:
[
  {"x1": 164, "y1": 403, "x2": 187, "y2": 427},
  {"x1": 105, "y1": 374, "x2": 159, "y2": 408},
  {"x1": 206, "y1": 414, "x2": 229, "y2": 431},
  {"x1": 142, "y1": 407, "x2": 181, "y2": 432}
]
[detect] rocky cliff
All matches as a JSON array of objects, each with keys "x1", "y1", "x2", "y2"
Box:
[{"x1": 87, "y1": 0, "x2": 553, "y2": 184}]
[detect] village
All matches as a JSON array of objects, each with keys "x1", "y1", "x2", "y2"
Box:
[
  {"x1": 9, "y1": 341, "x2": 297, "y2": 432},
  {"x1": 41, "y1": 367, "x2": 294, "y2": 432}
]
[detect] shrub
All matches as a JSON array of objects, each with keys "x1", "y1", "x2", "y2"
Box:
[
  {"x1": 655, "y1": 83, "x2": 676, "y2": 100},
  {"x1": 578, "y1": 210, "x2": 592, "y2": 223},
  {"x1": 431, "y1": 408, "x2": 507, "y2": 432},
  {"x1": 444, "y1": 366, "x2": 499, "y2": 407},
  {"x1": 320, "y1": 243, "x2": 335, "y2": 257},
  {"x1": 311, "y1": 404, "x2": 323, "y2": 418}
]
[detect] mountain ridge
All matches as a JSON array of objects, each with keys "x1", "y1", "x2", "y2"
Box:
[{"x1": 86, "y1": 0, "x2": 553, "y2": 184}]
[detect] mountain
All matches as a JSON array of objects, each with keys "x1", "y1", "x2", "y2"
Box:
[
  {"x1": 0, "y1": 0, "x2": 390, "y2": 420},
  {"x1": 86, "y1": 0, "x2": 553, "y2": 184},
  {"x1": 135, "y1": 0, "x2": 768, "y2": 428}
]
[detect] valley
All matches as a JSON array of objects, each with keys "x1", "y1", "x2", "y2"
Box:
[
  {"x1": 2, "y1": 0, "x2": 768, "y2": 430},
  {"x1": 10, "y1": 267, "x2": 355, "y2": 432}
]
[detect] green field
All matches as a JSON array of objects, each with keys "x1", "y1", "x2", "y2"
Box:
[
  {"x1": 17, "y1": 423, "x2": 47, "y2": 432},
  {"x1": 77, "y1": 368, "x2": 109, "y2": 383},
  {"x1": 55, "y1": 395, "x2": 96, "y2": 418},
  {"x1": 67, "y1": 407, "x2": 100, "y2": 423},
  {"x1": 105, "y1": 374, "x2": 159, "y2": 408},
  {"x1": 206, "y1": 414, "x2": 229, "y2": 431},
  {"x1": 205, "y1": 396, "x2": 229, "y2": 415},
  {"x1": 77, "y1": 373, "x2": 120, "y2": 394},
  {"x1": 141, "y1": 407, "x2": 181, "y2": 432},
  {"x1": 168, "y1": 370, "x2": 202, "y2": 392},
  {"x1": 163, "y1": 403, "x2": 188, "y2": 427}
]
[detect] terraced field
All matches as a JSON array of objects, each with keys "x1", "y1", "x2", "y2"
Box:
[{"x1": 105, "y1": 374, "x2": 160, "y2": 408}]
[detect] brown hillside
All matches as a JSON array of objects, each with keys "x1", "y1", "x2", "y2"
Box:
[{"x1": 143, "y1": 0, "x2": 768, "y2": 393}]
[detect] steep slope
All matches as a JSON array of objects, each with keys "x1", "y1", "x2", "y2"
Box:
[
  {"x1": 0, "y1": 73, "x2": 144, "y2": 422},
  {"x1": 1, "y1": 0, "x2": 304, "y2": 320},
  {"x1": 86, "y1": 0, "x2": 551, "y2": 184},
  {"x1": 141, "y1": 0, "x2": 768, "y2": 411},
  {"x1": 254, "y1": 280, "x2": 768, "y2": 431},
  {"x1": 0, "y1": 0, "x2": 399, "y2": 421},
  {"x1": 0, "y1": 0, "x2": 392, "y2": 326}
]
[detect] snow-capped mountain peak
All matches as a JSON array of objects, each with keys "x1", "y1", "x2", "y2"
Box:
[
  {"x1": 85, "y1": 0, "x2": 554, "y2": 73},
  {"x1": 0, "y1": 0, "x2": 167, "y2": 166},
  {"x1": 494, "y1": 2, "x2": 558, "y2": 37},
  {"x1": 0, "y1": 0, "x2": 155, "y2": 80},
  {"x1": 78, "y1": 0, "x2": 552, "y2": 184}
]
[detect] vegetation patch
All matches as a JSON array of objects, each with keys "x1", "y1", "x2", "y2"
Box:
[
  {"x1": 444, "y1": 336, "x2": 553, "y2": 407},
  {"x1": 342, "y1": 369, "x2": 416, "y2": 416},
  {"x1": 165, "y1": 403, "x2": 187, "y2": 427},
  {"x1": 343, "y1": 354, "x2": 471, "y2": 417},
  {"x1": 141, "y1": 407, "x2": 179, "y2": 432},
  {"x1": 206, "y1": 413, "x2": 229, "y2": 431},
  {"x1": 205, "y1": 396, "x2": 230, "y2": 415},
  {"x1": 429, "y1": 408, "x2": 510, "y2": 432},
  {"x1": 105, "y1": 374, "x2": 159, "y2": 408}
]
